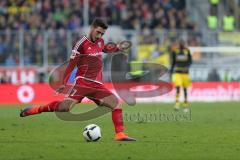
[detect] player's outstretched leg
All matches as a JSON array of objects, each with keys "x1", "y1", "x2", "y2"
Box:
[
  {"x1": 20, "y1": 106, "x2": 40, "y2": 117},
  {"x1": 20, "y1": 99, "x2": 78, "y2": 117},
  {"x1": 112, "y1": 108, "x2": 136, "y2": 141},
  {"x1": 20, "y1": 101, "x2": 60, "y2": 117},
  {"x1": 101, "y1": 95, "x2": 136, "y2": 141}
]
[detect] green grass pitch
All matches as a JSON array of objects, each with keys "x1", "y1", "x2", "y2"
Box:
[{"x1": 0, "y1": 102, "x2": 240, "y2": 160}]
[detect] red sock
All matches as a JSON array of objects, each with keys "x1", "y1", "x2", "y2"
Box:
[
  {"x1": 112, "y1": 108, "x2": 124, "y2": 133},
  {"x1": 38, "y1": 101, "x2": 60, "y2": 113}
]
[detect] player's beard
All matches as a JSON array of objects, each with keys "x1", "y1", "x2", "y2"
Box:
[
  {"x1": 89, "y1": 32, "x2": 97, "y2": 43},
  {"x1": 93, "y1": 36, "x2": 99, "y2": 43}
]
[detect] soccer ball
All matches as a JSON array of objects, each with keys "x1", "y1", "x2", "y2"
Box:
[{"x1": 83, "y1": 124, "x2": 101, "y2": 142}]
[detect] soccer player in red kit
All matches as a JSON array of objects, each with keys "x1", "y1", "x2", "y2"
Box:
[{"x1": 20, "y1": 18, "x2": 136, "y2": 141}]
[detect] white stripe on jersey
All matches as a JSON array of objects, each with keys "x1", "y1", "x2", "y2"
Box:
[
  {"x1": 75, "y1": 76, "x2": 103, "y2": 84},
  {"x1": 70, "y1": 36, "x2": 87, "y2": 59},
  {"x1": 73, "y1": 36, "x2": 87, "y2": 51},
  {"x1": 70, "y1": 50, "x2": 81, "y2": 59}
]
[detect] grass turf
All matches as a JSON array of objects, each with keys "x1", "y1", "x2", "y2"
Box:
[{"x1": 0, "y1": 102, "x2": 240, "y2": 160}]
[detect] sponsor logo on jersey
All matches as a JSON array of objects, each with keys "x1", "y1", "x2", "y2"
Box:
[
  {"x1": 87, "y1": 52, "x2": 104, "y2": 56},
  {"x1": 98, "y1": 42, "x2": 102, "y2": 48}
]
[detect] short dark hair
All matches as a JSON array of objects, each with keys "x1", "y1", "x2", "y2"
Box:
[{"x1": 91, "y1": 18, "x2": 108, "y2": 29}]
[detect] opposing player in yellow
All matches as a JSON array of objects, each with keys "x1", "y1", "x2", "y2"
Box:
[{"x1": 170, "y1": 39, "x2": 192, "y2": 112}]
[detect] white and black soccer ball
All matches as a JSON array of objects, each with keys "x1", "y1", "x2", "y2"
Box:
[{"x1": 83, "y1": 124, "x2": 101, "y2": 142}]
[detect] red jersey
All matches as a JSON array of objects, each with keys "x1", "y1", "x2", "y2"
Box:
[{"x1": 63, "y1": 36, "x2": 105, "y2": 85}]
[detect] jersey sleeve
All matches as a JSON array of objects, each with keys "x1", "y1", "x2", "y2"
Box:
[{"x1": 61, "y1": 37, "x2": 86, "y2": 85}]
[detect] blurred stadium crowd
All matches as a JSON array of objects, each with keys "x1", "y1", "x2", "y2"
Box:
[
  {"x1": 0, "y1": 0, "x2": 239, "y2": 83},
  {"x1": 0, "y1": 0, "x2": 196, "y2": 66},
  {"x1": 0, "y1": 0, "x2": 194, "y2": 30}
]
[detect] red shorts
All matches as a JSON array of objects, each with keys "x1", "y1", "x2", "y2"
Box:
[{"x1": 65, "y1": 78, "x2": 113, "y2": 105}]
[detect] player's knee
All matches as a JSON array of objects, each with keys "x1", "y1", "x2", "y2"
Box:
[
  {"x1": 58, "y1": 99, "x2": 76, "y2": 112},
  {"x1": 58, "y1": 107, "x2": 70, "y2": 112},
  {"x1": 102, "y1": 95, "x2": 119, "y2": 110},
  {"x1": 111, "y1": 96, "x2": 120, "y2": 109},
  {"x1": 58, "y1": 102, "x2": 70, "y2": 112}
]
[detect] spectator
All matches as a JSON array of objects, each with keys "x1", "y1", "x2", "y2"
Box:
[
  {"x1": 207, "y1": 7, "x2": 218, "y2": 30},
  {"x1": 0, "y1": 0, "x2": 196, "y2": 65},
  {"x1": 5, "y1": 54, "x2": 16, "y2": 66},
  {"x1": 0, "y1": 72, "x2": 10, "y2": 84},
  {"x1": 0, "y1": 0, "x2": 194, "y2": 31},
  {"x1": 209, "y1": 0, "x2": 219, "y2": 14},
  {"x1": 222, "y1": 11, "x2": 235, "y2": 32}
]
